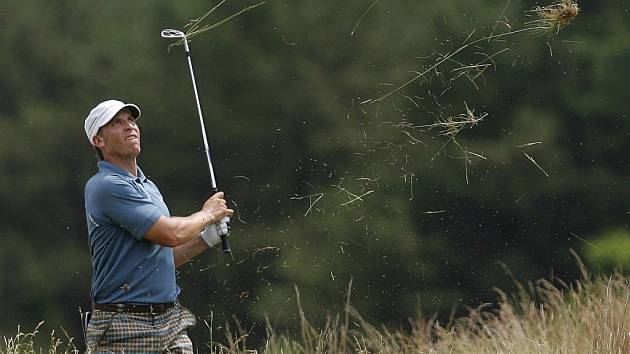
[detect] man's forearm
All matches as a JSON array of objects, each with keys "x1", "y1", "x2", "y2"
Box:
[
  {"x1": 145, "y1": 211, "x2": 213, "y2": 247},
  {"x1": 173, "y1": 236, "x2": 210, "y2": 267}
]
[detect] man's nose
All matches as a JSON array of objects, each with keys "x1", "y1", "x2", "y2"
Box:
[{"x1": 123, "y1": 120, "x2": 137, "y2": 129}]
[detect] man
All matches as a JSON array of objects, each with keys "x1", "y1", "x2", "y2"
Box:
[{"x1": 83, "y1": 99, "x2": 233, "y2": 353}]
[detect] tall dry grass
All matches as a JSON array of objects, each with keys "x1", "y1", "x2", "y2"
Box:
[
  {"x1": 216, "y1": 270, "x2": 629, "y2": 353},
  {"x1": 3, "y1": 270, "x2": 627, "y2": 353},
  {"x1": 1, "y1": 321, "x2": 78, "y2": 354}
]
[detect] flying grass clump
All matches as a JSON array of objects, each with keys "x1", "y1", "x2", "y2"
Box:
[
  {"x1": 434, "y1": 103, "x2": 487, "y2": 138},
  {"x1": 371, "y1": 0, "x2": 581, "y2": 103},
  {"x1": 528, "y1": 0, "x2": 580, "y2": 34},
  {"x1": 361, "y1": 0, "x2": 581, "y2": 181},
  {"x1": 166, "y1": 0, "x2": 265, "y2": 51},
  {"x1": 184, "y1": 0, "x2": 265, "y2": 40}
]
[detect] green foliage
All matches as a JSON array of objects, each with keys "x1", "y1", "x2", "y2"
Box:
[{"x1": 584, "y1": 229, "x2": 630, "y2": 272}]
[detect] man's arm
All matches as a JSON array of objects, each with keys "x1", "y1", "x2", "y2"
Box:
[
  {"x1": 173, "y1": 236, "x2": 209, "y2": 267},
  {"x1": 144, "y1": 212, "x2": 210, "y2": 247},
  {"x1": 144, "y1": 192, "x2": 233, "y2": 247}
]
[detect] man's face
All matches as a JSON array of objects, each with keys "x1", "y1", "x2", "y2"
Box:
[{"x1": 93, "y1": 109, "x2": 141, "y2": 159}]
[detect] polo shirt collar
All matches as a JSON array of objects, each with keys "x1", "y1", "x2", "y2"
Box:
[{"x1": 97, "y1": 160, "x2": 149, "y2": 183}]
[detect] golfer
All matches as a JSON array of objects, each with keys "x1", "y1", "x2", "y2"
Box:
[{"x1": 82, "y1": 99, "x2": 233, "y2": 353}]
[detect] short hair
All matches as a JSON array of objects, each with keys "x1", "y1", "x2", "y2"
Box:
[
  {"x1": 92, "y1": 129, "x2": 104, "y2": 161},
  {"x1": 94, "y1": 146, "x2": 104, "y2": 161}
]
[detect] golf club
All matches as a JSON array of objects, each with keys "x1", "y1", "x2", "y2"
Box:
[{"x1": 161, "y1": 28, "x2": 231, "y2": 254}]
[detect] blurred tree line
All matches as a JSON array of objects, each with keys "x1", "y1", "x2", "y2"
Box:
[{"x1": 1, "y1": 0, "x2": 629, "y2": 348}]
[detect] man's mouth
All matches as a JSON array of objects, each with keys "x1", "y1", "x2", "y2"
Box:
[{"x1": 125, "y1": 134, "x2": 139, "y2": 141}]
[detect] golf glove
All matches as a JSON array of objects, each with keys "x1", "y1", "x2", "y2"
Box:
[{"x1": 201, "y1": 217, "x2": 230, "y2": 247}]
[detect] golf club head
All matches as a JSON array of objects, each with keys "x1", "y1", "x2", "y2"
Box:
[{"x1": 161, "y1": 29, "x2": 186, "y2": 39}]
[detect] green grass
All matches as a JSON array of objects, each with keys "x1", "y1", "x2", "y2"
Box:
[{"x1": 3, "y1": 270, "x2": 628, "y2": 353}]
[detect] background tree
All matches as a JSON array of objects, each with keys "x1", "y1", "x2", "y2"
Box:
[{"x1": 0, "y1": 0, "x2": 628, "y2": 348}]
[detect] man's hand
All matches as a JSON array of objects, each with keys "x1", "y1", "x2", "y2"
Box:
[
  {"x1": 202, "y1": 192, "x2": 234, "y2": 224},
  {"x1": 200, "y1": 217, "x2": 230, "y2": 247}
]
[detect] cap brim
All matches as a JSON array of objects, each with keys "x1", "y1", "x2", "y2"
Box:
[{"x1": 121, "y1": 104, "x2": 141, "y2": 119}]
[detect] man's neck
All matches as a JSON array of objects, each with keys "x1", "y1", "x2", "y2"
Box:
[{"x1": 104, "y1": 156, "x2": 138, "y2": 176}]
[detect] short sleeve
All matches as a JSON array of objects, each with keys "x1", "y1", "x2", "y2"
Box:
[{"x1": 100, "y1": 175, "x2": 163, "y2": 240}]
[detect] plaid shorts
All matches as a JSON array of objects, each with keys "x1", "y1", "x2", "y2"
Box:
[{"x1": 86, "y1": 303, "x2": 197, "y2": 353}]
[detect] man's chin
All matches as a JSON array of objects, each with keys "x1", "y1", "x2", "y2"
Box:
[
  {"x1": 124, "y1": 146, "x2": 141, "y2": 158},
  {"x1": 128, "y1": 142, "x2": 141, "y2": 153}
]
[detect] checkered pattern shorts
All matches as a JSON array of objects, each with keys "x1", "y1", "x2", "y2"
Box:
[{"x1": 86, "y1": 303, "x2": 197, "y2": 353}]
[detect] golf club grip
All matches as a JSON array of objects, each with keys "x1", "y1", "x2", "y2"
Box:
[
  {"x1": 211, "y1": 188, "x2": 232, "y2": 254},
  {"x1": 220, "y1": 234, "x2": 231, "y2": 254}
]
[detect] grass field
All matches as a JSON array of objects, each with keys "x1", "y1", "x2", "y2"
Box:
[{"x1": 3, "y1": 269, "x2": 628, "y2": 353}]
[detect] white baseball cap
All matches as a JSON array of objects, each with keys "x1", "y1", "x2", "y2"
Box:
[{"x1": 84, "y1": 99, "x2": 141, "y2": 145}]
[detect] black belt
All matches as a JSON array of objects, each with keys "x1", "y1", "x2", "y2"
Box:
[{"x1": 93, "y1": 302, "x2": 175, "y2": 314}]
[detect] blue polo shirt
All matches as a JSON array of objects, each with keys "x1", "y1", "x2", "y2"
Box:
[{"x1": 84, "y1": 161, "x2": 180, "y2": 304}]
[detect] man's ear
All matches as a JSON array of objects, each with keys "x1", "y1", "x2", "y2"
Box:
[{"x1": 92, "y1": 135, "x2": 104, "y2": 148}]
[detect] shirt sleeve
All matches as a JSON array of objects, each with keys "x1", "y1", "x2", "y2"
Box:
[{"x1": 100, "y1": 175, "x2": 164, "y2": 240}]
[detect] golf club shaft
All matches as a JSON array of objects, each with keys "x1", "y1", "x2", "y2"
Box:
[{"x1": 184, "y1": 43, "x2": 231, "y2": 254}]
